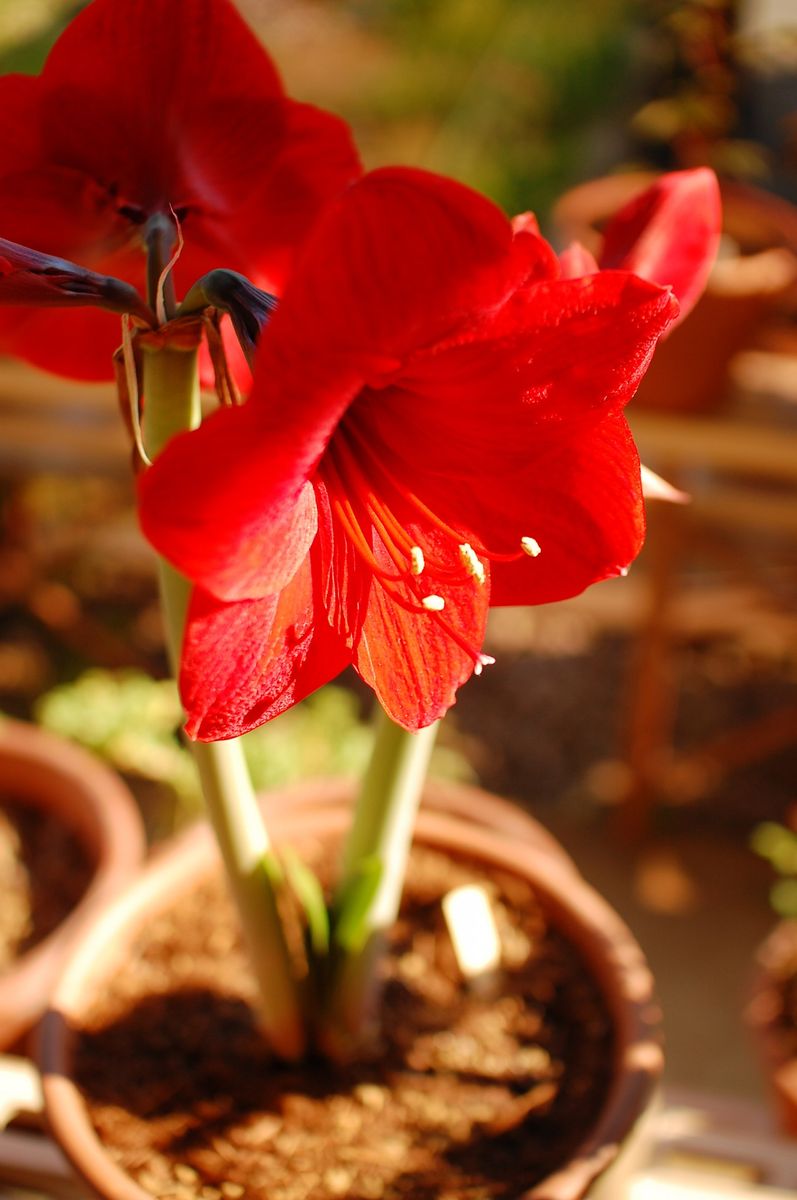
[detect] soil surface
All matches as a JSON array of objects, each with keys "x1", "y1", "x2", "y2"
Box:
[
  {"x1": 0, "y1": 797, "x2": 93, "y2": 967},
  {"x1": 74, "y1": 845, "x2": 614, "y2": 1200}
]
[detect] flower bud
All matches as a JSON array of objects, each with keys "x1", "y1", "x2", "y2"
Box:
[{"x1": 0, "y1": 237, "x2": 153, "y2": 323}]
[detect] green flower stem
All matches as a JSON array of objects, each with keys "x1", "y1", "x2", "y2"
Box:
[
  {"x1": 325, "y1": 709, "x2": 438, "y2": 1052},
  {"x1": 141, "y1": 343, "x2": 306, "y2": 1061}
]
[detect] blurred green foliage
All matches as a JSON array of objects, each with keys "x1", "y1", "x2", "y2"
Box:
[
  {"x1": 31, "y1": 670, "x2": 473, "y2": 835},
  {"x1": 33, "y1": 670, "x2": 372, "y2": 825},
  {"x1": 752, "y1": 821, "x2": 797, "y2": 919},
  {"x1": 334, "y1": 0, "x2": 638, "y2": 215}
]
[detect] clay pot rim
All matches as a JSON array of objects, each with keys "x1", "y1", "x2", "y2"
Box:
[
  {"x1": 39, "y1": 792, "x2": 661, "y2": 1200},
  {"x1": 259, "y1": 775, "x2": 580, "y2": 873},
  {"x1": 0, "y1": 717, "x2": 145, "y2": 1049}
]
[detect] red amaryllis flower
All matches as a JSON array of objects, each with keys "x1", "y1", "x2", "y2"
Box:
[
  {"x1": 0, "y1": 0, "x2": 360, "y2": 379},
  {"x1": 139, "y1": 167, "x2": 679, "y2": 738}
]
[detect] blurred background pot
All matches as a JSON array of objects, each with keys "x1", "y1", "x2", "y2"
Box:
[{"x1": 0, "y1": 716, "x2": 145, "y2": 1050}]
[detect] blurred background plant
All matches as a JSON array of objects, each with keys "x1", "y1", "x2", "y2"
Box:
[
  {"x1": 26, "y1": 672, "x2": 472, "y2": 838},
  {"x1": 752, "y1": 816, "x2": 797, "y2": 917}
]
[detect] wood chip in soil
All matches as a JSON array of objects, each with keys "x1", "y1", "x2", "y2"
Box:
[
  {"x1": 0, "y1": 796, "x2": 93, "y2": 968},
  {"x1": 74, "y1": 844, "x2": 614, "y2": 1200}
]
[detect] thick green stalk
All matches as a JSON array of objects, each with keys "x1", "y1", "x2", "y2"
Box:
[
  {"x1": 141, "y1": 342, "x2": 306, "y2": 1060},
  {"x1": 324, "y1": 709, "x2": 438, "y2": 1052}
]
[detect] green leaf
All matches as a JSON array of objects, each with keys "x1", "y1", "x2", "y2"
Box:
[
  {"x1": 332, "y1": 857, "x2": 383, "y2": 954},
  {"x1": 281, "y1": 849, "x2": 329, "y2": 958}
]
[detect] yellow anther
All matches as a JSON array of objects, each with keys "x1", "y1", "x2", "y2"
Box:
[
  {"x1": 410, "y1": 546, "x2": 425, "y2": 576},
  {"x1": 421, "y1": 594, "x2": 445, "y2": 612},
  {"x1": 459, "y1": 542, "x2": 485, "y2": 585},
  {"x1": 521, "y1": 536, "x2": 541, "y2": 558}
]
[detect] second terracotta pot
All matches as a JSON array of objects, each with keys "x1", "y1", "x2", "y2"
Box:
[{"x1": 0, "y1": 717, "x2": 145, "y2": 1050}]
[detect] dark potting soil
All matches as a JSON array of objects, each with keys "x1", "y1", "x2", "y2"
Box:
[
  {"x1": 0, "y1": 797, "x2": 93, "y2": 967},
  {"x1": 73, "y1": 844, "x2": 615, "y2": 1200}
]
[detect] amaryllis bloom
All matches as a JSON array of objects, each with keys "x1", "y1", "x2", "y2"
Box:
[
  {"x1": 0, "y1": 0, "x2": 360, "y2": 378},
  {"x1": 139, "y1": 167, "x2": 680, "y2": 738}
]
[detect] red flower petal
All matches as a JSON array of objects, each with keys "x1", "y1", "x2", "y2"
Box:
[
  {"x1": 179, "y1": 99, "x2": 364, "y2": 295},
  {"x1": 353, "y1": 531, "x2": 490, "y2": 731},
  {"x1": 39, "y1": 0, "x2": 283, "y2": 204},
  {"x1": 313, "y1": 466, "x2": 491, "y2": 731},
  {"x1": 0, "y1": 75, "x2": 44, "y2": 168},
  {"x1": 366, "y1": 270, "x2": 678, "y2": 491},
  {"x1": 138, "y1": 402, "x2": 320, "y2": 601},
  {"x1": 599, "y1": 168, "x2": 721, "y2": 327},
  {"x1": 484, "y1": 413, "x2": 645, "y2": 605},
  {"x1": 257, "y1": 166, "x2": 523, "y2": 375},
  {"x1": 180, "y1": 553, "x2": 349, "y2": 741}
]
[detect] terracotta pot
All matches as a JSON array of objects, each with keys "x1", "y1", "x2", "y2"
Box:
[
  {"x1": 0, "y1": 717, "x2": 146, "y2": 1051},
  {"x1": 39, "y1": 794, "x2": 662, "y2": 1200},
  {"x1": 260, "y1": 774, "x2": 578, "y2": 871},
  {"x1": 552, "y1": 173, "x2": 797, "y2": 414},
  {"x1": 747, "y1": 919, "x2": 797, "y2": 1137}
]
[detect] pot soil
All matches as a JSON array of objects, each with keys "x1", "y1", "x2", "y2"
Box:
[
  {"x1": 0, "y1": 717, "x2": 145, "y2": 1050},
  {"x1": 40, "y1": 801, "x2": 662, "y2": 1200},
  {"x1": 748, "y1": 919, "x2": 797, "y2": 1137}
]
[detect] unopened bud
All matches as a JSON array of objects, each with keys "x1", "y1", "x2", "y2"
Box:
[{"x1": 0, "y1": 236, "x2": 153, "y2": 324}]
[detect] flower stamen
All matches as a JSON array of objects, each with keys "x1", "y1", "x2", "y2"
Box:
[
  {"x1": 459, "y1": 542, "x2": 485, "y2": 585},
  {"x1": 343, "y1": 421, "x2": 542, "y2": 571},
  {"x1": 324, "y1": 427, "x2": 497, "y2": 675}
]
